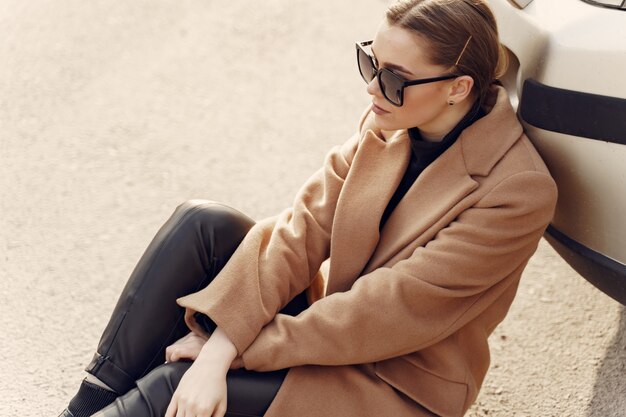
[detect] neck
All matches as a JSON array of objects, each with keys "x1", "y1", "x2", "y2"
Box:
[{"x1": 418, "y1": 99, "x2": 475, "y2": 142}]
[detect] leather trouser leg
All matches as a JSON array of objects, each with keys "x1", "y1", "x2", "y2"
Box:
[
  {"x1": 93, "y1": 362, "x2": 292, "y2": 417},
  {"x1": 85, "y1": 200, "x2": 309, "y2": 416}
]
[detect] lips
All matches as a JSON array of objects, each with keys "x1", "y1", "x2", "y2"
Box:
[{"x1": 371, "y1": 102, "x2": 390, "y2": 115}]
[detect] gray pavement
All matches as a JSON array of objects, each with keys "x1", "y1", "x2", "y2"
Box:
[{"x1": 1, "y1": 1, "x2": 624, "y2": 416}]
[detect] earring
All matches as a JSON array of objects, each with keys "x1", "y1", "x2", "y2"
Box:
[{"x1": 448, "y1": 100, "x2": 455, "y2": 106}]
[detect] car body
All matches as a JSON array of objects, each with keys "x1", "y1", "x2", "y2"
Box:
[{"x1": 486, "y1": 0, "x2": 626, "y2": 304}]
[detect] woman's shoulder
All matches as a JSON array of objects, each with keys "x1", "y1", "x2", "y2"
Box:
[
  {"x1": 464, "y1": 86, "x2": 552, "y2": 177},
  {"x1": 462, "y1": 86, "x2": 557, "y2": 204},
  {"x1": 475, "y1": 132, "x2": 557, "y2": 214}
]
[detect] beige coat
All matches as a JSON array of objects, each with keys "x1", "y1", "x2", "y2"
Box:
[{"x1": 177, "y1": 85, "x2": 558, "y2": 417}]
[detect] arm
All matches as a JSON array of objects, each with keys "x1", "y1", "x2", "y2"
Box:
[
  {"x1": 165, "y1": 326, "x2": 236, "y2": 364},
  {"x1": 238, "y1": 171, "x2": 557, "y2": 371},
  {"x1": 177, "y1": 110, "x2": 371, "y2": 356}
]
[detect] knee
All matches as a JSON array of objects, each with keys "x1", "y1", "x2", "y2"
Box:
[
  {"x1": 173, "y1": 200, "x2": 255, "y2": 237},
  {"x1": 137, "y1": 362, "x2": 191, "y2": 392},
  {"x1": 174, "y1": 199, "x2": 220, "y2": 218},
  {"x1": 104, "y1": 362, "x2": 193, "y2": 416}
]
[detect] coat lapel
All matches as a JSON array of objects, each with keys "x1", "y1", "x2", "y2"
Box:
[
  {"x1": 325, "y1": 85, "x2": 523, "y2": 293},
  {"x1": 364, "y1": 141, "x2": 478, "y2": 272},
  {"x1": 363, "y1": 86, "x2": 523, "y2": 272},
  {"x1": 325, "y1": 128, "x2": 410, "y2": 295}
]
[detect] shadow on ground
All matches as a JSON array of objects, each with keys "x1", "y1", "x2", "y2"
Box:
[{"x1": 587, "y1": 305, "x2": 626, "y2": 417}]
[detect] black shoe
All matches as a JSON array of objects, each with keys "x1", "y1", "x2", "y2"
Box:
[{"x1": 59, "y1": 379, "x2": 118, "y2": 417}]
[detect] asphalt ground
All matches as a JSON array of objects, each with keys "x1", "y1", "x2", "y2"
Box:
[{"x1": 1, "y1": 1, "x2": 624, "y2": 416}]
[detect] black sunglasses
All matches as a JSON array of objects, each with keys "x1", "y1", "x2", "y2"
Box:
[{"x1": 356, "y1": 40, "x2": 457, "y2": 107}]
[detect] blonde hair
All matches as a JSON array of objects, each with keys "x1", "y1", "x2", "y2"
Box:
[{"x1": 386, "y1": 0, "x2": 508, "y2": 105}]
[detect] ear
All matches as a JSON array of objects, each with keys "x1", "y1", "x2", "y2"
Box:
[{"x1": 447, "y1": 75, "x2": 474, "y2": 104}]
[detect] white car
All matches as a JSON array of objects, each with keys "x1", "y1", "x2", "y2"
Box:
[{"x1": 486, "y1": 0, "x2": 626, "y2": 304}]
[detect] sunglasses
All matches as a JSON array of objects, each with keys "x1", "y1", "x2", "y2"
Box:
[{"x1": 356, "y1": 40, "x2": 457, "y2": 107}]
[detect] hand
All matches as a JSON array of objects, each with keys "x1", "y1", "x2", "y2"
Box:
[
  {"x1": 165, "y1": 332, "x2": 208, "y2": 362},
  {"x1": 165, "y1": 326, "x2": 238, "y2": 417},
  {"x1": 164, "y1": 353, "x2": 229, "y2": 417}
]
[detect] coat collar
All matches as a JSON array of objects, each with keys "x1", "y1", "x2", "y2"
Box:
[
  {"x1": 366, "y1": 85, "x2": 521, "y2": 176},
  {"x1": 326, "y1": 128, "x2": 410, "y2": 295},
  {"x1": 460, "y1": 85, "x2": 523, "y2": 176},
  {"x1": 325, "y1": 85, "x2": 522, "y2": 295}
]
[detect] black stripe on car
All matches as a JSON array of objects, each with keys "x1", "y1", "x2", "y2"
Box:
[
  {"x1": 579, "y1": 0, "x2": 626, "y2": 11},
  {"x1": 545, "y1": 225, "x2": 626, "y2": 305},
  {"x1": 520, "y1": 79, "x2": 626, "y2": 145}
]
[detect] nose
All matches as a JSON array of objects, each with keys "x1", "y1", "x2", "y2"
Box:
[{"x1": 366, "y1": 76, "x2": 382, "y2": 98}]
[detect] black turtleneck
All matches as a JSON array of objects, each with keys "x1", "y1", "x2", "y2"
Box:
[{"x1": 379, "y1": 100, "x2": 485, "y2": 230}]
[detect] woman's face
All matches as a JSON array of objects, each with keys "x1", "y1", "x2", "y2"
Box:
[{"x1": 366, "y1": 20, "x2": 458, "y2": 136}]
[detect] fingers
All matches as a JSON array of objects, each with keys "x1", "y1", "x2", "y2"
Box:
[
  {"x1": 175, "y1": 404, "x2": 186, "y2": 417},
  {"x1": 166, "y1": 395, "x2": 221, "y2": 417},
  {"x1": 165, "y1": 345, "x2": 179, "y2": 362},
  {"x1": 166, "y1": 345, "x2": 193, "y2": 362},
  {"x1": 213, "y1": 399, "x2": 227, "y2": 417},
  {"x1": 166, "y1": 332, "x2": 207, "y2": 362},
  {"x1": 165, "y1": 333, "x2": 191, "y2": 362},
  {"x1": 164, "y1": 394, "x2": 177, "y2": 417}
]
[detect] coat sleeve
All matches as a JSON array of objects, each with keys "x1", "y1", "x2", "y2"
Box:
[
  {"x1": 238, "y1": 170, "x2": 558, "y2": 371},
  {"x1": 176, "y1": 110, "x2": 370, "y2": 355}
]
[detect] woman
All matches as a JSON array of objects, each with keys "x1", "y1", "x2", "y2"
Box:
[{"x1": 58, "y1": 1, "x2": 557, "y2": 416}]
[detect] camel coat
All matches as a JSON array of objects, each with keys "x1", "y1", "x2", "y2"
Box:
[{"x1": 177, "y1": 85, "x2": 558, "y2": 417}]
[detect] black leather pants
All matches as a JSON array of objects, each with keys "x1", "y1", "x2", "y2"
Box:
[{"x1": 86, "y1": 200, "x2": 309, "y2": 417}]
